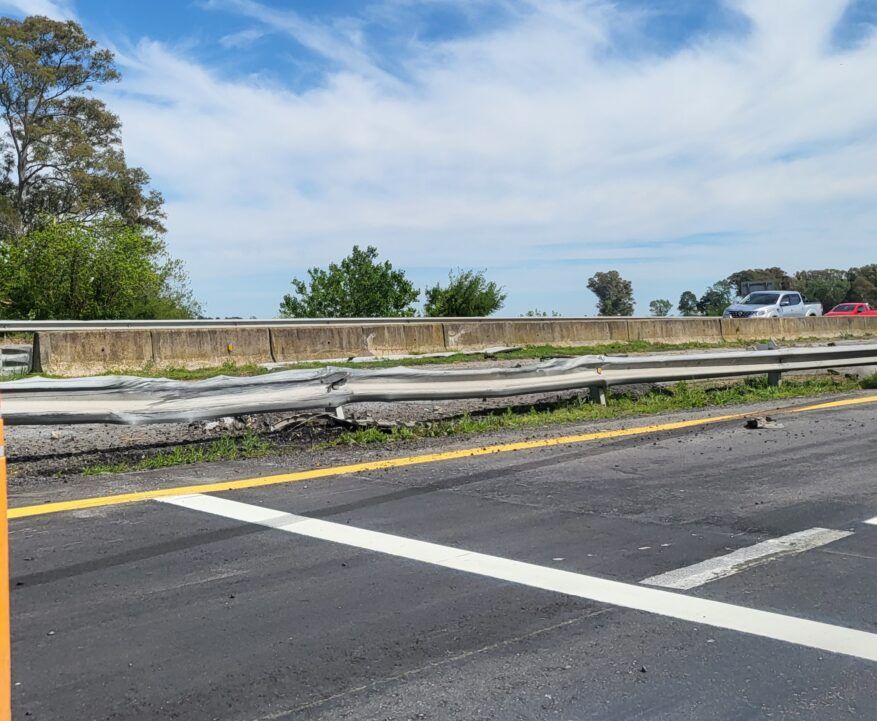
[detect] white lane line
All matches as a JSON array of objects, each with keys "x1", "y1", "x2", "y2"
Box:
[
  {"x1": 641, "y1": 528, "x2": 852, "y2": 590},
  {"x1": 157, "y1": 494, "x2": 877, "y2": 664},
  {"x1": 865, "y1": 517, "x2": 877, "y2": 526}
]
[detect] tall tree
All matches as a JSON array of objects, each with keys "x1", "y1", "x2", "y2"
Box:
[
  {"x1": 423, "y1": 269, "x2": 506, "y2": 317},
  {"x1": 794, "y1": 269, "x2": 851, "y2": 310},
  {"x1": 677, "y1": 290, "x2": 699, "y2": 316},
  {"x1": 0, "y1": 16, "x2": 164, "y2": 236},
  {"x1": 0, "y1": 219, "x2": 199, "y2": 319},
  {"x1": 279, "y1": 245, "x2": 419, "y2": 318},
  {"x1": 649, "y1": 299, "x2": 672, "y2": 317},
  {"x1": 726, "y1": 267, "x2": 792, "y2": 296},
  {"x1": 586, "y1": 270, "x2": 634, "y2": 316},
  {"x1": 847, "y1": 265, "x2": 877, "y2": 305},
  {"x1": 696, "y1": 280, "x2": 734, "y2": 316}
]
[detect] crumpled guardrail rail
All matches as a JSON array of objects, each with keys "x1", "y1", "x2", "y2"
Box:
[{"x1": 1, "y1": 344, "x2": 875, "y2": 425}]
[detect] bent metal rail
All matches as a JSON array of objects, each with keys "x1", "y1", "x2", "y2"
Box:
[{"x1": 1, "y1": 343, "x2": 876, "y2": 425}]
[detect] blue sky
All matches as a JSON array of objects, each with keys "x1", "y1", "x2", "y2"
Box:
[{"x1": 3, "y1": 0, "x2": 877, "y2": 317}]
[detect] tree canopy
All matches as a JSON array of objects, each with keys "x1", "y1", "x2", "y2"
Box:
[
  {"x1": 0, "y1": 15, "x2": 164, "y2": 236},
  {"x1": 848, "y1": 265, "x2": 877, "y2": 306},
  {"x1": 677, "y1": 291, "x2": 699, "y2": 316},
  {"x1": 793, "y1": 269, "x2": 850, "y2": 310},
  {"x1": 586, "y1": 270, "x2": 634, "y2": 316},
  {"x1": 279, "y1": 245, "x2": 419, "y2": 318},
  {"x1": 696, "y1": 280, "x2": 734, "y2": 316},
  {"x1": 649, "y1": 299, "x2": 672, "y2": 317},
  {"x1": 726, "y1": 267, "x2": 792, "y2": 296},
  {"x1": 423, "y1": 269, "x2": 506, "y2": 317},
  {"x1": 0, "y1": 219, "x2": 199, "y2": 319}
]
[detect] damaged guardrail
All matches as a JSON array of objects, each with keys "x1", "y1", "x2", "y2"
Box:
[{"x1": 1, "y1": 343, "x2": 875, "y2": 425}]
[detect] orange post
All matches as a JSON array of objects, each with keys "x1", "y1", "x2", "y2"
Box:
[{"x1": 0, "y1": 416, "x2": 9, "y2": 721}]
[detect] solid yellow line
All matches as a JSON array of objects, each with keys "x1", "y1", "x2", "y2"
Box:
[{"x1": 8, "y1": 394, "x2": 877, "y2": 521}]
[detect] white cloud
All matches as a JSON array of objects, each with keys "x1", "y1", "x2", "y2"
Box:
[
  {"x1": 0, "y1": 0, "x2": 74, "y2": 19},
  {"x1": 218, "y1": 27, "x2": 267, "y2": 49},
  {"x1": 103, "y1": 0, "x2": 877, "y2": 316}
]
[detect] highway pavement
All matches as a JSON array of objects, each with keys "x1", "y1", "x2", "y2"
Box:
[{"x1": 7, "y1": 395, "x2": 877, "y2": 720}]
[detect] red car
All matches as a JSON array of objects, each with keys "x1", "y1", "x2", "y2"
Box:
[{"x1": 825, "y1": 302, "x2": 877, "y2": 316}]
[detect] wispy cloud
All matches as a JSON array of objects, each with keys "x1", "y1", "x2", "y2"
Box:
[
  {"x1": 0, "y1": 0, "x2": 74, "y2": 19},
  {"x1": 218, "y1": 27, "x2": 266, "y2": 49},
  {"x1": 23, "y1": 0, "x2": 877, "y2": 314},
  {"x1": 204, "y1": 0, "x2": 395, "y2": 83}
]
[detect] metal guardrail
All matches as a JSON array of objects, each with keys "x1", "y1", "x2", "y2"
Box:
[
  {"x1": 0, "y1": 347, "x2": 30, "y2": 377},
  {"x1": 1, "y1": 343, "x2": 875, "y2": 426}
]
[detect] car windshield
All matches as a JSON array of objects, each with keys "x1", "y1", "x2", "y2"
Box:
[
  {"x1": 741, "y1": 292, "x2": 780, "y2": 305},
  {"x1": 831, "y1": 304, "x2": 856, "y2": 312}
]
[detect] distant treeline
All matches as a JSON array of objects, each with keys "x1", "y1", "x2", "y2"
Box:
[{"x1": 667, "y1": 266, "x2": 877, "y2": 317}]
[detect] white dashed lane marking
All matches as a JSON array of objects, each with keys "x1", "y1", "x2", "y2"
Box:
[
  {"x1": 158, "y1": 494, "x2": 877, "y2": 664},
  {"x1": 641, "y1": 528, "x2": 853, "y2": 590}
]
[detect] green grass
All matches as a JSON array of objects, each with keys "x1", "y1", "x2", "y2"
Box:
[
  {"x1": 326, "y1": 375, "x2": 865, "y2": 447},
  {"x1": 81, "y1": 431, "x2": 273, "y2": 475},
  {"x1": 119, "y1": 361, "x2": 273, "y2": 381}
]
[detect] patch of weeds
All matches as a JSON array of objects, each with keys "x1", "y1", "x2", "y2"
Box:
[
  {"x1": 861, "y1": 373, "x2": 877, "y2": 390},
  {"x1": 325, "y1": 375, "x2": 863, "y2": 448},
  {"x1": 81, "y1": 462, "x2": 129, "y2": 476},
  {"x1": 120, "y1": 361, "x2": 272, "y2": 381},
  {"x1": 81, "y1": 431, "x2": 273, "y2": 475}
]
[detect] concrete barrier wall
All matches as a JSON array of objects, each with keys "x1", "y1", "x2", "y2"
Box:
[
  {"x1": 631, "y1": 318, "x2": 725, "y2": 343},
  {"x1": 443, "y1": 319, "x2": 630, "y2": 349},
  {"x1": 270, "y1": 325, "x2": 368, "y2": 362},
  {"x1": 35, "y1": 330, "x2": 155, "y2": 376},
  {"x1": 151, "y1": 328, "x2": 272, "y2": 370},
  {"x1": 33, "y1": 316, "x2": 877, "y2": 375}
]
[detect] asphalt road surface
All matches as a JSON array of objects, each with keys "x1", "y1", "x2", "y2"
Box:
[{"x1": 8, "y1": 395, "x2": 877, "y2": 720}]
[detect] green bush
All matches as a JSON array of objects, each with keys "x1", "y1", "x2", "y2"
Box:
[{"x1": 0, "y1": 219, "x2": 199, "y2": 319}]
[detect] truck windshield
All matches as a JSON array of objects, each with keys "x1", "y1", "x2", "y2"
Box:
[{"x1": 742, "y1": 293, "x2": 780, "y2": 305}]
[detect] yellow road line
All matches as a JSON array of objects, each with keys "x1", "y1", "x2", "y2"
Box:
[{"x1": 9, "y1": 394, "x2": 877, "y2": 520}]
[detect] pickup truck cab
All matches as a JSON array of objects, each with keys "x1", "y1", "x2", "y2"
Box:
[
  {"x1": 825, "y1": 302, "x2": 877, "y2": 316},
  {"x1": 723, "y1": 291, "x2": 822, "y2": 318}
]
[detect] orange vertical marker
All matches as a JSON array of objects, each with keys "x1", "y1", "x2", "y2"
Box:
[{"x1": 0, "y1": 416, "x2": 9, "y2": 721}]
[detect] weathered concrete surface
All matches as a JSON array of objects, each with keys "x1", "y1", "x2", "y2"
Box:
[
  {"x1": 442, "y1": 319, "x2": 629, "y2": 349},
  {"x1": 151, "y1": 328, "x2": 273, "y2": 370},
  {"x1": 363, "y1": 323, "x2": 446, "y2": 355},
  {"x1": 271, "y1": 325, "x2": 368, "y2": 362},
  {"x1": 33, "y1": 316, "x2": 877, "y2": 375},
  {"x1": 35, "y1": 330, "x2": 154, "y2": 375},
  {"x1": 630, "y1": 318, "x2": 724, "y2": 343},
  {"x1": 719, "y1": 317, "x2": 780, "y2": 341}
]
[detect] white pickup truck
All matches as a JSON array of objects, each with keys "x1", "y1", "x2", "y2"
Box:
[{"x1": 723, "y1": 291, "x2": 822, "y2": 318}]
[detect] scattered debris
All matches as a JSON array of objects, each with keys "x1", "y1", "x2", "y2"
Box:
[
  {"x1": 752, "y1": 339, "x2": 780, "y2": 351},
  {"x1": 203, "y1": 416, "x2": 245, "y2": 433},
  {"x1": 744, "y1": 416, "x2": 784, "y2": 430}
]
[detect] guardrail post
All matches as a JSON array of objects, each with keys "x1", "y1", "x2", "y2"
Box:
[
  {"x1": 0, "y1": 414, "x2": 9, "y2": 721},
  {"x1": 767, "y1": 371, "x2": 782, "y2": 387},
  {"x1": 589, "y1": 386, "x2": 608, "y2": 406}
]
